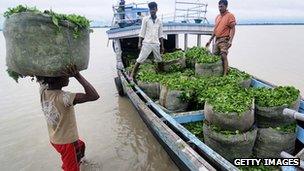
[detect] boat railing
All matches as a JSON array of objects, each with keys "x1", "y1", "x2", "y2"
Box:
[
  {"x1": 110, "y1": 0, "x2": 210, "y2": 28},
  {"x1": 111, "y1": 2, "x2": 149, "y2": 28},
  {"x1": 173, "y1": 0, "x2": 209, "y2": 24}
]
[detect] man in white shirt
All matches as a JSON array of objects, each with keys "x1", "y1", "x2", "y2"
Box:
[{"x1": 130, "y1": 2, "x2": 164, "y2": 81}]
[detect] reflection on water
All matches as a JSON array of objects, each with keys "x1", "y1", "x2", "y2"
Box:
[{"x1": 114, "y1": 97, "x2": 177, "y2": 171}]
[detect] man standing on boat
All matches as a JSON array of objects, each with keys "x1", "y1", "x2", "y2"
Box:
[
  {"x1": 118, "y1": 0, "x2": 125, "y2": 20},
  {"x1": 130, "y1": 2, "x2": 164, "y2": 81},
  {"x1": 206, "y1": 0, "x2": 236, "y2": 76}
]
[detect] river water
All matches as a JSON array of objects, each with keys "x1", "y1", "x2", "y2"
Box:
[{"x1": 0, "y1": 26, "x2": 303, "y2": 171}]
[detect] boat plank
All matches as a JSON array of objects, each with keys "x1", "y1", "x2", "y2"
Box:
[{"x1": 172, "y1": 112, "x2": 204, "y2": 124}]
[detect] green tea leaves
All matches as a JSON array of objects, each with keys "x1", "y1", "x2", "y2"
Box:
[
  {"x1": 6, "y1": 69, "x2": 23, "y2": 83},
  {"x1": 4, "y1": 5, "x2": 90, "y2": 38},
  {"x1": 185, "y1": 46, "x2": 221, "y2": 64},
  {"x1": 252, "y1": 86, "x2": 299, "y2": 107}
]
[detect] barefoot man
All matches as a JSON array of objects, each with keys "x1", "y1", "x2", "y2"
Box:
[{"x1": 206, "y1": 0, "x2": 236, "y2": 76}]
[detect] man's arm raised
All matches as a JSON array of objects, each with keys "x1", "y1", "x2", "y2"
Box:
[{"x1": 65, "y1": 65, "x2": 100, "y2": 105}]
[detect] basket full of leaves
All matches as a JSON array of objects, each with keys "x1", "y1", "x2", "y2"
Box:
[{"x1": 3, "y1": 5, "x2": 91, "y2": 80}]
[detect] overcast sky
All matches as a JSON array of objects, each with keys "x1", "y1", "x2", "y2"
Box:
[{"x1": 1, "y1": 0, "x2": 304, "y2": 24}]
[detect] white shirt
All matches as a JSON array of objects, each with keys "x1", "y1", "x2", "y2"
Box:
[{"x1": 139, "y1": 16, "x2": 164, "y2": 45}]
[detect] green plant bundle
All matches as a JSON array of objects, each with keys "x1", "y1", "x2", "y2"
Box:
[
  {"x1": 196, "y1": 53, "x2": 221, "y2": 64},
  {"x1": 185, "y1": 46, "x2": 209, "y2": 60},
  {"x1": 273, "y1": 123, "x2": 296, "y2": 133},
  {"x1": 134, "y1": 60, "x2": 299, "y2": 115},
  {"x1": 252, "y1": 86, "x2": 300, "y2": 107},
  {"x1": 160, "y1": 72, "x2": 198, "y2": 101},
  {"x1": 4, "y1": 5, "x2": 39, "y2": 17},
  {"x1": 185, "y1": 46, "x2": 221, "y2": 64},
  {"x1": 4, "y1": 5, "x2": 90, "y2": 38},
  {"x1": 183, "y1": 122, "x2": 204, "y2": 137},
  {"x1": 139, "y1": 63, "x2": 157, "y2": 72},
  {"x1": 195, "y1": 69, "x2": 250, "y2": 105},
  {"x1": 137, "y1": 70, "x2": 163, "y2": 83},
  {"x1": 181, "y1": 69, "x2": 195, "y2": 77},
  {"x1": 162, "y1": 51, "x2": 184, "y2": 61},
  {"x1": 160, "y1": 74, "x2": 195, "y2": 91},
  {"x1": 166, "y1": 63, "x2": 184, "y2": 73},
  {"x1": 6, "y1": 69, "x2": 23, "y2": 83},
  {"x1": 227, "y1": 68, "x2": 251, "y2": 81},
  {"x1": 137, "y1": 64, "x2": 163, "y2": 83},
  {"x1": 204, "y1": 85, "x2": 253, "y2": 114}
]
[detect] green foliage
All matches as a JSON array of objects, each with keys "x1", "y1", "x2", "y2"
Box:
[
  {"x1": 205, "y1": 85, "x2": 253, "y2": 114},
  {"x1": 196, "y1": 53, "x2": 221, "y2": 64},
  {"x1": 166, "y1": 63, "x2": 183, "y2": 72},
  {"x1": 252, "y1": 86, "x2": 300, "y2": 107},
  {"x1": 137, "y1": 66, "x2": 253, "y2": 105},
  {"x1": 4, "y1": 5, "x2": 39, "y2": 18},
  {"x1": 185, "y1": 46, "x2": 221, "y2": 64},
  {"x1": 159, "y1": 72, "x2": 196, "y2": 102},
  {"x1": 195, "y1": 68, "x2": 252, "y2": 108},
  {"x1": 227, "y1": 68, "x2": 251, "y2": 81},
  {"x1": 273, "y1": 123, "x2": 296, "y2": 133},
  {"x1": 136, "y1": 64, "x2": 161, "y2": 83},
  {"x1": 160, "y1": 74, "x2": 194, "y2": 90},
  {"x1": 135, "y1": 56, "x2": 298, "y2": 115},
  {"x1": 183, "y1": 122, "x2": 204, "y2": 137},
  {"x1": 6, "y1": 69, "x2": 24, "y2": 83},
  {"x1": 4, "y1": 5, "x2": 90, "y2": 38},
  {"x1": 45, "y1": 11, "x2": 90, "y2": 38},
  {"x1": 185, "y1": 46, "x2": 209, "y2": 60},
  {"x1": 162, "y1": 51, "x2": 184, "y2": 61}
]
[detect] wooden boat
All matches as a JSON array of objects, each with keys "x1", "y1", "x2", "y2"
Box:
[{"x1": 107, "y1": 2, "x2": 304, "y2": 170}]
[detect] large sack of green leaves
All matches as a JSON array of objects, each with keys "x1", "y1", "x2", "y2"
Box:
[
  {"x1": 203, "y1": 123, "x2": 257, "y2": 162},
  {"x1": 204, "y1": 101, "x2": 254, "y2": 132},
  {"x1": 161, "y1": 57, "x2": 186, "y2": 72},
  {"x1": 138, "y1": 81, "x2": 161, "y2": 101},
  {"x1": 195, "y1": 61, "x2": 223, "y2": 77},
  {"x1": 254, "y1": 86, "x2": 301, "y2": 128},
  {"x1": 159, "y1": 86, "x2": 189, "y2": 112},
  {"x1": 255, "y1": 96, "x2": 300, "y2": 127},
  {"x1": 253, "y1": 127, "x2": 296, "y2": 158},
  {"x1": 3, "y1": 12, "x2": 90, "y2": 77},
  {"x1": 161, "y1": 51, "x2": 186, "y2": 72}
]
